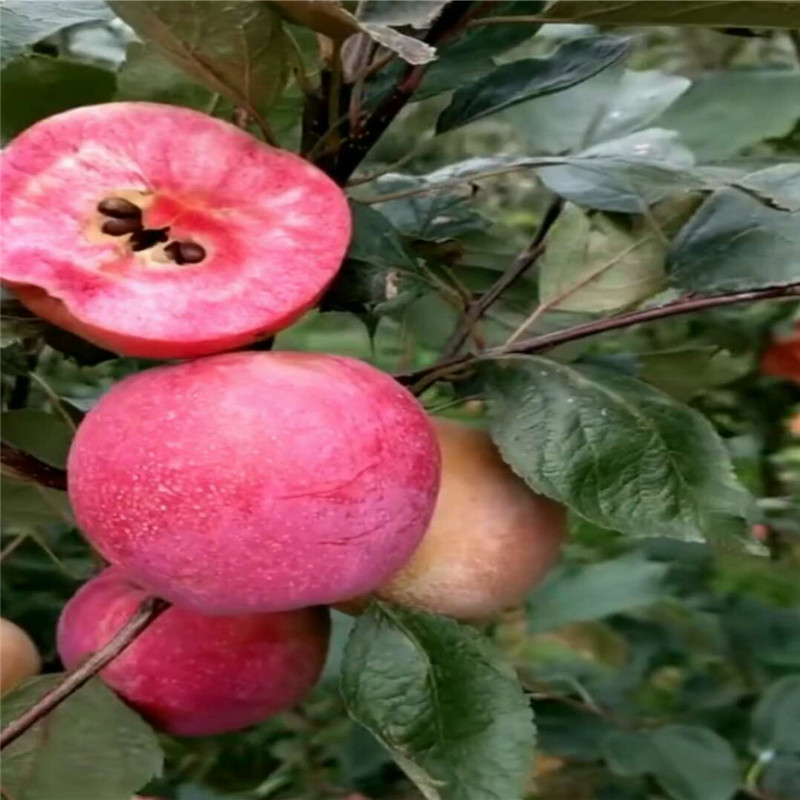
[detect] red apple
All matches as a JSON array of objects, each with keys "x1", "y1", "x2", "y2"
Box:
[
  {"x1": 57, "y1": 568, "x2": 330, "y2": 736},
  {"x1": 0, "y1": 617, "x2": 41, "y2": 695},
  {"x1": 0, "y1": 103, "x2": 351, "y2": 358},
  {"x1": 67, "y1": 351, "x2": 441, "y2": 614},
  {"x1": 375, "y1": 419, "x2": 564, "y2": 620},
  {"x1": 762, "y1": 322, "x2": 800, "y2": 384}
]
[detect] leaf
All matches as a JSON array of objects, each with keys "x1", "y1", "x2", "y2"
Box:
[
  {"x1": 539, "y1": 1, "x2": 800, "y2": 27},
  {"x1": 0, "y1": 0, "x2": 112, "y2": 66},
  {"x1": 751, "y1": 675, "x2": 800, "y2": 754},
  {"x1": 506, "y1": 67, "x2": 688, "y2": 154},
  {"x1": 1, "y1": 55, "x2": 116, "y2": 143},
  {"x1": 271, "y1": 0, "x2": 360, "y2": 40},
  {"x1": 526, "y1": 553, "x2": 669, "y2": 632},
  {"x1": 721, "y1": 597, "x2": 800, "y2": 670},
  {"x1": 373, "y1": 174, "x2": 490, "y2": 240},
  {"x1": 535, "y1": 700, "x2": 616, "y2": 760},
  {"x1": 668, "y1": 164, "x2": 800, "y2": 293},
  {"x1": 359, "y1": 1, "x2": 448, "y2": 27},
  {"x1": 437, "y1": 35, "x2": 631, "y2": 133},
  {"x1": 0, "y1": 478, "x2": 74, "y2": 529},
  {"x1": 604, "y1": 725, "x2": 739, "y2": 800},
  {"x1": 341, "y1": 601, "x2": 535, "y2": 800},
  {"x1": 484, "y1": 357, "x2": 754, "y2": 545},
  {"x1": 1, "y1": 410, "x2": 73, "y2": 469},
  {"x1": 1, "y1": 298, "x2": 44, "y2": 346},
  {"x1": 536, "y1": 129, "x2": 702, "y2": 213},
  {"x1": 1, "y1": 675, "x2": 163, "y2": 800},
  {"x1": 656, "y1": 70, "x2": 800, "y2": 159},
  {"x1": 537, "y1": 198, "x2": 697, "y2": 313},
  {"x1": 108, "y1": 1, "x2": 290, "y2": 126},
  {"x1": 360, "y1": 23, "x2": 437, "y2": 65}
]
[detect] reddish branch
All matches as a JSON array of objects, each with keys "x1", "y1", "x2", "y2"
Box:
[
  {"x1": 396, "y1": 283, "x2": 800, "y2": 392},
  {"x1": 0, "y1": 597, "x2": 170, "y2": 750},
  {"x1": 1, "y1": 443, "x2": 67, "y2": 491}
]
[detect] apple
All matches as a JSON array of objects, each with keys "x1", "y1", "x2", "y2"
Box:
[
  {"x1": 373, "y1": 419, "x2": 564, "y2": 620},
  {"x1": 57, "y1": 568, "x2": 330, "y2": 736},
  {"x1": 67, "y1": 351, "x2": 441, "y2": 614},
  {"x1": 762, "y1": 322, "x2": 800, "y2": 384},
  {"x1": 0, "y1": 102, "x2": 351, "y2": 358},
  {"x1": 0, "y1": 617, "x2": 41, "y2": 694}
]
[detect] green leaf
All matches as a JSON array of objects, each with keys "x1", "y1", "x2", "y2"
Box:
[
  {"x1": 1, "y1": 55, "x2": 116, "y2": 142},
  {"x1": 341, "y1": 601, "x2": 535, "y2": 800},
  {"x1": 484, "y1": 357, "x2": 754, "y2": 545},
  {"x1": 373, "y1": 174, "x2": 490, "y2": 240},
  {"x1": 1, "y1": 675, "x2": 163, "y2": 800},
  {"x1": 359, "y1": 1, "x2": 448, "y2": 26},
  {"x1": 657, "y1": 70, "x2": 800, "y2": 159},
  {"x1": 539, "y1": 1, "x2": 800, "y2": 27},
  {"x1": 751, "y1": 675, "x2": 800, "y2": 754},
  {"x1": 0, "y1": 0, "x2": 111, "y2": 66},
  {"x1": 436, "y1": 35, "x2": 631, "y2": 133},
  {"x1": 526, "y1": 553, "x2": 669, "y2": 632},
  {"x1": 108, "y1": 0, "x2": 290, "y2": 128},
  {"x1": 506, "y1": 67, "x2": 689, "y2": 154},
  {"x1": 603, "y1": 725, "x2": 739, "y2": 800},
  {"x1": 1, "y1": 298, "x2": 44, "y2": 346},
  {"x1": 668, "y1": 164, "x2": 800, "y2": 293},
  {"x1": 345, "y1": 203, "x2": 419, "y2": 271},
  {"x1": 538, "y1": 196, "x2": 699, "y2": 314},
  {"x1": 1, "y1": 410, "x2": 73, "y2": 469},
  {"x1": 1, "y1": 478, "x2": 73, "y2": 529},
  {"x1": 536, "y1": 129, "x2": 702, "y2": 213}
]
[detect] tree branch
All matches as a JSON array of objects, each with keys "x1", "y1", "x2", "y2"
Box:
[
  {"x1": 0, "y1": 596, "x2": 170, "y2": 750},
  {"x1": 437, "y1": 197, "x2": 564, "y2": 360},
  {"x1": 1, "y1": 443, "x2": 68, "y2": 491},
  {"x1": 396, "y1": 283, "x2": 800, "y2": 392}
]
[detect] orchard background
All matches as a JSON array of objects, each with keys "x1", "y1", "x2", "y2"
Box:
[{"x1": 1, "y1": 2, "x2": 800, "y2": 800}]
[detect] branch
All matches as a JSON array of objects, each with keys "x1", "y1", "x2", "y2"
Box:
[
  {"x1": 1, "y1": 443, "x2": 68, "y2": 491},
  {"x1": 395, "y1": 283, "x2": 800, "y2": 391},
  {"x1": 437, "y1": 196, "x2": 563, "y2": 360},
  {"x1": 0, "y1": 597, "x2": 170, "y2": 750}
]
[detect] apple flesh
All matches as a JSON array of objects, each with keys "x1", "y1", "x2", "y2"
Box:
[
  {"x1": 67, "y1": 351, "x2": 441, "y2": 614},
  {"x1": 57, "y1": 568, "x2": 330, "y2": 736},
  {"x1": 375, "y1": 419, "x2": 564, "y2": 620},
  {"x1": 0, "y1": 617, "x2": 41, "y2": 694},
  {"x1": 0, "y1": 102, "x2": 351, "y2": 358}
]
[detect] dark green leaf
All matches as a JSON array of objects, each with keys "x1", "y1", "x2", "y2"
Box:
[
  {"x1": 721, "y1": 597, "x2": 800, "y2": 670},
  {"x1": 341, "y1": 601, "x2": 535, "y2": 800},
  {"x1": 539, "y1": 1, "x2": 800, "y2": 27},
  {"x1": 762, "y1": 753, "x2": 800, "y2": 800},
  {"x1": 109, "y1": 1, "x2": 290, "y2": 127},
  {"x1": 0, "y1": 299, "x2": 44, "y2": 346},
  {"x1": 1, "y1": 410, "x2": 73, "y2": 469},
  {"x1": 359, "y1": 1, "x2": 448, "y2": 26},
  {"x1": 0, "y1": 0, "x2": 111, "y2": 66},
  {"x1": 1, "y1": 675, "x2": 163, "y2": 800},
  {"x1": 1, "y1": 477, "x2": 73, "y2": 529},
  {"x1": 603, "y1": 725, "x2": 739, "y2": 800},
  {"x1": 668, "y1": 164, "x2": 800, "y2": 293},
  {"x1": 534, "y1": 700, "x2": 616, "y2": 760},
  {"x1": 1, "y1": 55, "x2": 116, "y2": 142},
  {"x1": 656, "y1": 71, "x2": 800, "y2": 159},
  {"x1": 751, "y1": 675, "x2": 800, "y2": 753},
  {"x1": 437, "y1": 35, "x2": 631, "y2": 133},
  {"x1": 484, "y1": 357, "x2": 754, "y2": 545},
  {"x1": 527, "y1": 553, "x2": 669, "y2": 632}
]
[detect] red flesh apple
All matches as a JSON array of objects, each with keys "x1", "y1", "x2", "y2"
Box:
[
  {"x1": 0, "y1": 103, "x2": 351, "y2": 358},
  {"x1": 57, "y1": 568, "x2": 330, "y2": 736},
  {"x1": 67, "y1": 351, "x2": 441, "y2": 614}
]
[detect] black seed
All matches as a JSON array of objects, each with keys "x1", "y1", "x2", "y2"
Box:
[
  {"x1": 130, "y1": 227, "x2": 170, "y2": 251},
  {"x1": 177, "y1": 242, "x2": 206, "y2": 264},
  {"x1": 97, "y1": 197, "x2": 141, "y2": 219},
  {"x1": 101, "y1": 217, "x2": 143, "y2": 236},
  {"x1": 164, "y1": 241, "x2": 185, "y2": 265}
]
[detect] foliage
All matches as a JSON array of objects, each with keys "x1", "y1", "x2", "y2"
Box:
[{"x1": 1, "y1": 3, "x2": 799, "y2": 800}]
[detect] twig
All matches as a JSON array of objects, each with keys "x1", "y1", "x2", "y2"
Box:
[
  {"x1": 789, "y1": 30, "x2": 800, "y2": 66},
  {"x1": 1, "y1": 443, "x2": 68, "y2": 491},
  {"x1": 0, "y1": 597, "x2": 170, "y2": 750},
  {"x1": 396, "y1": 284, "x2": 800, "y2": 391},
  {"x1": 438, "y1": 197, "x2": 563, "y2": 360}
]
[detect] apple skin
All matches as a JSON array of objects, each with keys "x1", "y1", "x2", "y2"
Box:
[
  {"x1": 57, "y1": 568, "x2": 330, "y2": 737},
  {"x1": 67, "y1": 351, "x2": 441, "y2": 614},
  {"x1": 0, "y1": 617, "x2": 41, "y2": 695},
  {"x1": 762, "y1": 323, "x2": 800, "y2": 384},
  {"x1": 1, "y1": 102, "x2": 351, "y2": 358},
  {"x1": 374, "y1": 419, "x2": 564, "y2": 620}
]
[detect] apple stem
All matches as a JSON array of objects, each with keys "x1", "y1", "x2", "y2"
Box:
[{"x1": 0, "y1": 596, "x2": 170, "y2": 750}]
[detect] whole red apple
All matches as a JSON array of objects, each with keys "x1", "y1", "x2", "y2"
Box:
[
  {"x1": 67, "y1": 351, "x2": 441, "y2": 614},
  {"x1": 0, "y1": 103, "x2": 350, "y2": 358},
  {"x1": 57, "y1": 568, "x2": 330, "y2": 736}
]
